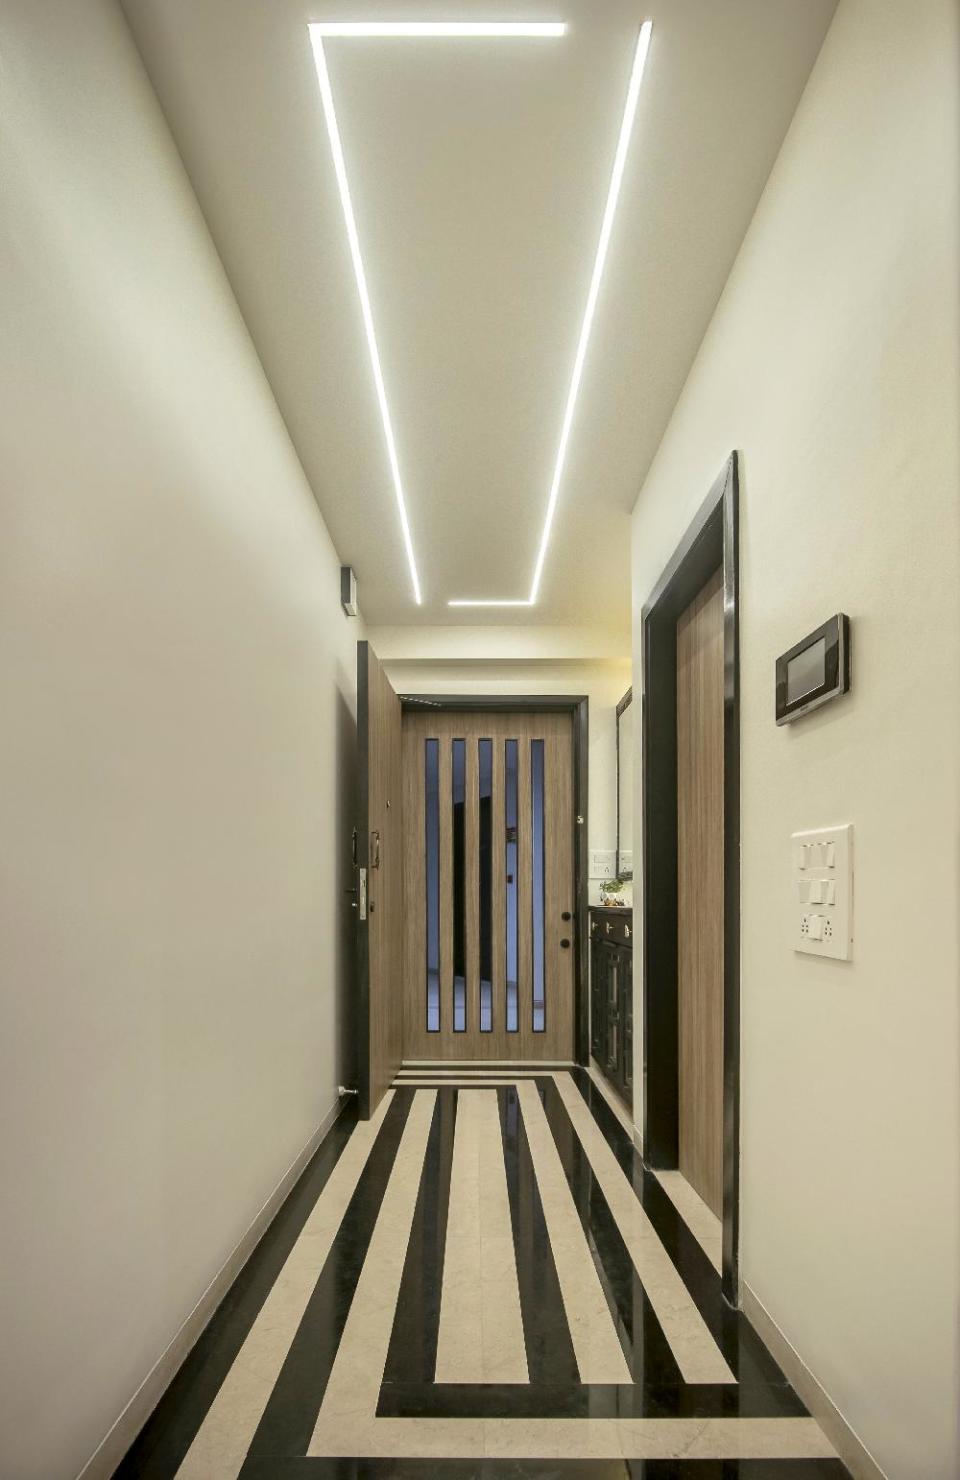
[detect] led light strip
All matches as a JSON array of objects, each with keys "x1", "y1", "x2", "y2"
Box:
[
  {"x1": 309, "y1": 21, "x2": 567, "y2": 606},
  {"x1": 450, "y1": 19, "x2": 653, "y2": 607}
]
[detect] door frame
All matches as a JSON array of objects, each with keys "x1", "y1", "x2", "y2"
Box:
[
  {"x1": 398, "y1": 694, "x2": 590, "y2": 1064},
  {"x1": 640, "y1": 451, "x2": 740, "y2": 1302}
]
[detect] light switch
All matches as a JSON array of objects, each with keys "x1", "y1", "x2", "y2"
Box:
[
  {"x1": 589, "y1": 849, "x2": 616, "y2": 880},
  {"x1": 791, "y1": 824, "x2": 853, "y2": 961}
]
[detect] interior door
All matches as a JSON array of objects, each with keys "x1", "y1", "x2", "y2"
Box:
[
  {"x1": 355, "y1": 641, "x2": 403, "y2": 1118},
  {"x1": 676, "y1": 568, "x2": 725, "y2": 1215},
  {"x1": 402, "y1": 710, "x2": 575, "y2": 1062}
]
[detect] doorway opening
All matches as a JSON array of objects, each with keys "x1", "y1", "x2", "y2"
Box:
[
  {"x1": 355, "y1": 677, "x2": 589, "y2": 1112},
  {"x1": 641, "y1": 452, "x2": 740, "y2": 1302}
]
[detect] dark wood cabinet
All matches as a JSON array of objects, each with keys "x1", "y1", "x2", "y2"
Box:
[{"x1": 589, "y1": 907, "x2": 633, "y2": 1105}]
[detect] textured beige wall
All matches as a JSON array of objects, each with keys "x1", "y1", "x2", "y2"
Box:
[
  {"x1": 0, "y1": 3, "x2": 360, "y2": 1476},
  {"x1": 630, "y1": 2, "x2": 960, "y2": 1475}
]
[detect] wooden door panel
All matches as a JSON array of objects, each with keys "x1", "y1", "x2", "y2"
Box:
[
  {"x1": 677, "y1": 569, "x2": 725, "y2": 1215},
  {"x1": 401, "y1": 712, "x2": 574, "y2": 1062}
]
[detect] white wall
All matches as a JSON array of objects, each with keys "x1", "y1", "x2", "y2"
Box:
[
  {"x1": 0, "y1": 4, "x2": 360, "y2": 1477},
  {"x1": 630, "y1": 1, "x2": 960, "y2": 1475},
  {"x1": 377, "y1": 655, "x2": 632, "y2": 904}
]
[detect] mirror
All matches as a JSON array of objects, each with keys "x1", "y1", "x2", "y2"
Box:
[{"x1": 616, "y1": 688, "x2": 633, "y2": 879}]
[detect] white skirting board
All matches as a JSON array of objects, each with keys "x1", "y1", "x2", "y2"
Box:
[
  {"x1": 740, "y1": 1282, "x2": 888, "y2": 1480},
  {"x1": 75, "y1": 1097, "x2": 345, "y2": 1480}
]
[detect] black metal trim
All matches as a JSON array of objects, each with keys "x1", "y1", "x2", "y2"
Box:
[
  {"x1": 356, "y1": 641, "x2": 372, "y2": 1120},
  {"x1": 615, "y1": 685, "x2": 634, "y2": 880},
  {"x1": 640, "y1": 452, "x2": 741, "y2": 1304},
  {"x1": 400, "y1": 693, "x2": 591, "y2": 1067}
]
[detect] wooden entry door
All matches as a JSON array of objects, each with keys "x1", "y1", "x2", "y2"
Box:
[
  {"x1": 676, "y1": 568, "x2": 725, "y2": 1215},
  {"x1": 402, "y1": 710, "x2": 575, "y2": 1061},
  {"x1": 355, "y1": 642, "x2": 403, "y2": 1118}
]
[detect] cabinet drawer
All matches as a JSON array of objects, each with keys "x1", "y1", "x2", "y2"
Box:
[{"x1": 589, "y1": 910, "x2": 632, "y2": 945}]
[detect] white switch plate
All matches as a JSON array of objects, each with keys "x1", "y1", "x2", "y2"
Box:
[
  {"x1": 589, "y1": 849, "x2": 616, "y2": 879},
  {"x1": 792, "y1": 824, "x2": 853, "y2": 961}
]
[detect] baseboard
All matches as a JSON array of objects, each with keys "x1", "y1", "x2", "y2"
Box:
[
  {"x1": 741, "y1": 1282, "x2": 889, "y2": 1480},
  {"x1": 75, "y1": 1096, "x2": 345, "y2": 1480}
]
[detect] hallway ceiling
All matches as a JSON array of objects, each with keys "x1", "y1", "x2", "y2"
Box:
[{"x1": 122, "y1": 0, "x2": 835, "y2": 636}]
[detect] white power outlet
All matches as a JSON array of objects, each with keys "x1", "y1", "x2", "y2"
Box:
[
  {"x1": 792, "y1": 824, "x2": 853, "y2": 961},
  {"x1": 589, "y1": 849, "x2": 616, "y2": 879}
]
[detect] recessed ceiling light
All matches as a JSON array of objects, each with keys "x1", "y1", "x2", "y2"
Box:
[
  {"x1": 312, "y1": 22, "x2": 566, "y2": 38},
  {"x1": 449, "y1": 19, "x2": 653, "y2": 609},
  {"x1": 309, "y1": 20, "x2": 566, "y2": 606}
]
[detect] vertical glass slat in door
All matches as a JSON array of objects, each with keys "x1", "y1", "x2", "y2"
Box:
[
  {"x1": 504, "y1": 739, "x2": 519, "y2": 1033},
  {"x1": 531, "y1": 738, "x2": 546, "y2": 1033},
  {"x1": 478, "y1": 739, "x2": 493, "y2": 1032},
  {"x1": 425, "y1": 739, "x2": 440, "y2": 1032},
  {"x1": 452, "y1": 738, "x2": 467, "y2": 1032}
]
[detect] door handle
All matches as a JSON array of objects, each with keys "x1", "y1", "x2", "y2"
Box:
[{"x1": 370, "y1": 831, "x2": 380, "y2": 869}]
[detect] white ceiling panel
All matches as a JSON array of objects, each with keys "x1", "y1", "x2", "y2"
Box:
[{"x1": 122, "y1": 0, "x2": 836, "y2": 637}]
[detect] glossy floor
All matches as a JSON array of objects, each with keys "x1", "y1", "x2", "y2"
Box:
[{"x1": 114, "y1": 1071, "x2": 849, "y2": 1478}]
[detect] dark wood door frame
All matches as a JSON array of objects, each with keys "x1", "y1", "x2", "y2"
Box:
[
  {"x1": 641, "y1": 452, "x2": 740, "y2": 1302},
  {"x1": 399, "y1": 694, "x2": 590, "y2": 1064}
]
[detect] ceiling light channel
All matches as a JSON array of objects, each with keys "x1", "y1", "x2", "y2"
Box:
[
  {"x1": 449, "y1": 19, "x2": 653, "y2": 609},
  {"x1": 308, "y1": 21, "x2": 567, "y2": 606}
]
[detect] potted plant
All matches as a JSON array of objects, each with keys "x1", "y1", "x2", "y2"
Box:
[{"x1": 600, "y1": 876, "x2": 626, "y2": 907}]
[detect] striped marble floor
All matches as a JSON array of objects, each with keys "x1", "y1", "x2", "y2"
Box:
[{"x1": 115, "y1": 1069, "x2": 849, "y2": 1478}]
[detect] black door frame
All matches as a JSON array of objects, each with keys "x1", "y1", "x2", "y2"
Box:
[
  {"x1": 399, "y1": 694, "x2": 590, "y2": 1064},
  {"x1": 641, "y1": 452, "x2": 740, "y2": 1302}
]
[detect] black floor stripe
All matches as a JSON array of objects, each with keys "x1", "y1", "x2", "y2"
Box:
[
  {"x1": 111, "y1": 1105, "x2": 357, "y2": 1479},
  {"x1": 239, "y1": 1089, "x2": 416, "y2": 1471},
  {"x1": 377, "y1": 1377, "x2": 807, "y2": 1419},
  {"x1": 540, "y1": 1077, "x2": 681, "y2": 1388},
  {"x1": 382, "y1": 1086, "x2": 457, "y2": 1384},
  {"x1": 499, "y1": 1083, "x2": 580, "y2": 1385},
  {"x1": 238, "y1": 1456, "x2": 851, "y2": 1479},
  {"x1": 566, "y1": 1069, "x2": 790, "y2": 1391}
]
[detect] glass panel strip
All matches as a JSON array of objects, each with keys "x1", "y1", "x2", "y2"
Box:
[
  {"x1": 478, "y1": 738, "x2": 493, "y2": 1031},
  {"x1": 425, "y1": 738, "x2": 440, "y2": 1032},
  {"x1": 452, "y1": 738, "x2": 467, "y2": 1032},
  {"x1": 504, "y1": 738, "x2": 519, "y2": 1033},
  {"x1": 531, "y1": 737, "x2": 546, "y2": 1033}
]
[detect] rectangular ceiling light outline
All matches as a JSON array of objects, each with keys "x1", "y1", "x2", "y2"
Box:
[
  {"x1": 308, "y1": 20, "x2": 567, "y2": 605},
  {"x1": 449, "y1": 19, "x2": 653, "y2": 609}
]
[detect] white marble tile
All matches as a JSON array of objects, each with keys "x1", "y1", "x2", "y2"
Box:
[
  {"x1": 517, "y1": 1080, "x2": 632, "y2": 1384},
  {"x1": 655, "y1": 1169, "x2": 723, "y2": 1273},
  {"x1": 587, "y1": 1060, "x2": 635, "y2": 1134},
  {"x1": 312, "y1": 1089, "x2": 437, "y2": 1442},
  {"x1": 174, "y1": 1092, "x2": 395, "y2": 1479},
  {"x1": 552, "y1": 1072, "x2": 735, "y2": 1386},
  {"x1": 435, "y1": 1089, "x2": 527, "y2": 1384}
]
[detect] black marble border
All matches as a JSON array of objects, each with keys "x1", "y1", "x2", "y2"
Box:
[{"x1": 239, "y1": 1458, "x2": 851, "y2": 1479}]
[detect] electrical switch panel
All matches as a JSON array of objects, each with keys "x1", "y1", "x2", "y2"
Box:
[{"x1": 792, "y1": 824, "x2": 853, "y2": 961}]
